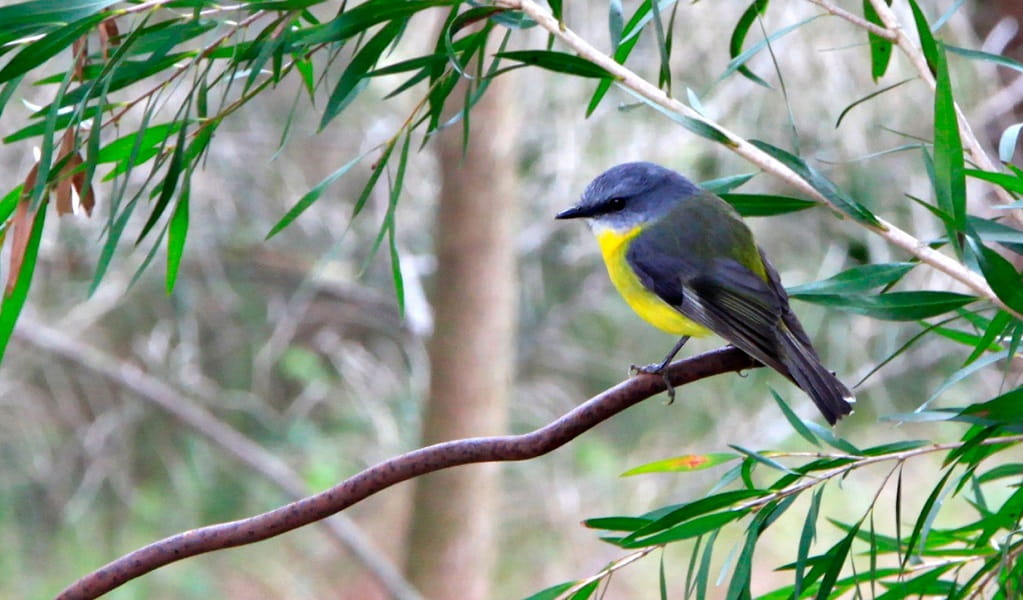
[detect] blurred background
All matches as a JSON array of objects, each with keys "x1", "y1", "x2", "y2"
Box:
[{"x1": 1, "y1": 1, "x2": 1021, "y2": 598}]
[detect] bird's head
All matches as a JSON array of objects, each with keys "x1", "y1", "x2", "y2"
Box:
[{"x1": 555, "y1": 162, "x2": 700, "y2": 233}]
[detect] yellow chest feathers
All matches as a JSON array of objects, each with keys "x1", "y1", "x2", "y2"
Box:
[{"x1": 594, "y1": 226, "x2": 710, "y2": 337}]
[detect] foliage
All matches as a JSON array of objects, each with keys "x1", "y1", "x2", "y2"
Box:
[{"x1": 1, "y1": 0, "x2": 1022, "y2": 598}]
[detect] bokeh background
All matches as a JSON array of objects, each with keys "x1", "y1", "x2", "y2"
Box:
[{"x1": 1, "y1": 1, "x2": 1021, "y2": 598}]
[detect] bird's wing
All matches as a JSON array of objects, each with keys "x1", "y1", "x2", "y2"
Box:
[{"x1": 626, "y1": 228, "x2": 791, "y2": 375}]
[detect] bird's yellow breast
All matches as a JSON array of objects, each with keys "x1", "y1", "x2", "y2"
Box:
[{"x1": 595, "y1": 226, "x2": 710, "y2": 337}]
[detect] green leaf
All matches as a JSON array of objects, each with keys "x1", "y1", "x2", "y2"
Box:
[
  {"x1": 966, "y1": 238, "x2": 1023, "y2": 315},
  {"x1": 977, "y1": 463, "x2": 1023, "y2": 484},
  {"x1": 793, "y1": 290, "x2": 975, "y2": 320},
  {"x1": 362, "y1": 133, "x2": 410, "y2": 302},
  {"x1": 854, "y1": 315, "x2": 961, "y2": 388},
  {"x1": 749, "y1": 139, "x2": 880, "y2": 226},
  {"x1": 623, "y1": 511, "x2": 746, "y2": 548},
  {"x1": 728, "y1": 445, "x2": 797, "y2": 475},
  {"x1": 165, "y1": 183, "x2": 189, "y2": 294},
  {"x1": 567, "y1": 580, "x2": 598, "y2": 600},
  {"x1": 814, "y1": 519, "x2": 861, "y2": 599},
  {"x1": 907, "y1": 0, "x2": 938, "y2": 74},
  {"x1": 786, "y1": 262, "x2": 916, "y2": 295},
  {"x1": 720, "y1": 15, "x2": 819, "y2": 87},
  {"x1": 958, "y1": 386, "x2": 1023, "y2": 425},
  {"x1": 620, "y1": 86, "x2": 735, "y2": 146},
  {"x1": 0, "y1": 13, "x2": 106, "y2": 84},
  {"x1": 96, "y1": 122, "x2": 183, "y2": 164},
  {"x1": 294, "y1": 0, "x2": 455, "y2": 47},
  {"x1": 835, "y1": 78, "x2": 912, "y2": 128},
  {"x1": 583, "y1": 516, "x2": 651, "y2": 532},
  {"x1": 902, "y1": 466, "x2": 955, "y2": 566},
  {"x1": 718, "y1": 193, "x2": 816, "y2": 217},
  {"x1": 794, "y1": 486, "x2": 824, "y2": 598},
  {"x1": 621, "y1": 452, "x2": 738, "y2": 476},
  {"x1": 932, "y1": 39, "x2": 968, "y2": 253},
  {"x1": 0, "y1": 204, "x2": 46, "y2": 363},
  {"x1": 267, "y1": 152, "x2": 367, "y2": 239},
  {"x1": 586, "y1": 0, "x2": 672, "y2": 116},
  {"x1": 725, "y1": 509, "x2": 771, "y2": 600},
  {"x1": 136, "y1": 118, "x2": 189, "y2": 245},
  {"x1": 0, "y1": 185, "x2": 23, "y2": 224},
  {"x1": 728, "y1": 0, "x2": 771, "y2": 87},
  {"x1": 964, "y1": 310, "x2": 1011, "y2": 365},
  {"x1": 628, "y1": 489, "x2": 766, "y2": 541},
  {"x1": 862, "y1": 0, "x2": 893, "y2": 81},
  {"x1": 495, "y1": 50, "x2": 613, "y2": 79},
  {"x1": 803, "y1": 422, "x2": 862, "y2": 454},
  {"x1": 998, "y1": 123, "x2": 1023, "y2": 163},
  {"x1": 964, "y1": 168, "x2": 1023, "y2": 195},
  {"x1": 387, "y1": 214, "x2": 404, "y2": 316},
  {"x1": 771, "y1": 388, "x2": 819, "y2": 445},
  {"x1": 699, "y1": 173, "x2": 756, "y2": 194},
  {"x1": 947, "y1": 44, "x2": 1023, "y2": 75},
  {"x1": 522, "y1": 581, "x2": 577, "y2": 600},
  {"x1": 320, "y1": 19, "x2": 405, "y2": 130},
  {"x1": 0, "y1": 0, "x2": 121, "y2": 37},
  {"x1": 608, "y1": 0, "x2": 624, "y2": 50}
]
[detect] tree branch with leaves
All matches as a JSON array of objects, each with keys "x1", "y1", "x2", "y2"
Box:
[{"x1": 2, "y1": 1, "x2": 1023, "y2": 599}]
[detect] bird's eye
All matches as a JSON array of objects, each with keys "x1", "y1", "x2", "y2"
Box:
[{"x1": 607, "y1": 197, "x2": 626, "y2": 211}]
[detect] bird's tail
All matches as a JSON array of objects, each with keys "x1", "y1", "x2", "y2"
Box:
[{"x1": 777, "y1": 326, "x2": 854, "y2": 425}]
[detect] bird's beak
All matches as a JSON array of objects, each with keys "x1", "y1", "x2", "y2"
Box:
[{"x1": 555, "y1": 205, "x2": 587, "y2": 220}]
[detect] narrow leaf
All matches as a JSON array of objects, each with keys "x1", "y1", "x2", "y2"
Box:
[
  {"x1": 786, "y1": 262, "x2": 916, "y2": 295},
  {"x1": 728, "y1": 0, "x2": 771, "y2": 88},
  {"x1": 862, "y1": 0, "x2": 893, "y2": 80},
  {"x1": 165, "y1": 183, "x2": 189, "y2": 293},
  {"x1": 749, "y1": 139, "x2": 880, "y2": 226},
  {"x1": 0, "y1": 203, "x2": 46, "y2": 363},
  {"x1": 495, "y1": 50, "x2": 613, "y2": 79},
  {"x1": 320, "y1": 19, "x2": 404, "y2": 130},
  {"x1": 621, "y1": 453, "x2": 738, "y2": 476},
  {"x1": 719, "y1": 193, "x2": 816, "y2": 217},
  {"x1": 267, "y1": 152, "x2": 367, "y2": 239},
  {"x1": 907, "y1": 0, "x2": 938, "y2": 73},
  {"x1": 771, "y1": 388, "x2": 819, "y2": 445},
  {"x1": 932, "y1": 42, "x2": 967, "y2": 248},
  {"x1": 791, "y1": 291, "x2": 975, "y2": 321}
]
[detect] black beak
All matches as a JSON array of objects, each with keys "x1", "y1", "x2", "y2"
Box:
[{"x1": 555, "y1": 205, "x2": 588, "y2": 220}]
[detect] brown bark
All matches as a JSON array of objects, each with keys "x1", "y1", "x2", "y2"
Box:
[{"x1": 403, "y1": 72, "x2": 519, "y2": 597}]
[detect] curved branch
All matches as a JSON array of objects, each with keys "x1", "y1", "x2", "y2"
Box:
[
  {"x1": 497, "y1": 0, "x2": 1018, "y2": 321},
  {"x1": 56, "y1": 346, "x2": 759, "y2": 600},
  {"x1": 15, "y1": 317, "x2": 421, "y2": 600}
]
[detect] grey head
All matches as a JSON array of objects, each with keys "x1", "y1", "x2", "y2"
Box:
[{"x1": 555, "y1": 162, "x2": 702, "y2": 232}]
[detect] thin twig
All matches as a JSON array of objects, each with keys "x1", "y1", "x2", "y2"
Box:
[
  {"x1": 805, "y1": 0, "x2": 895, "y2": 40},
  {"x1": 560, "y1": 547, "x2": 659, "y2": 598},
  {"x1": 734, "y1": 433, "x2": 1023, "y2": 513},
  {"x1": 496, "y1": 0, "x2": 1016, "y2": 320}
]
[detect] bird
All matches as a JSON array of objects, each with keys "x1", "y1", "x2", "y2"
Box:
[{"x1": 555, "y1": 162, "x2": 854, "y2": 425}]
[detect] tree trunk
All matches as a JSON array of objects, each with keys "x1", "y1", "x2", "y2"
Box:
[{"x1": 403, "y1": 70, "x2": 519, "y2": 598}]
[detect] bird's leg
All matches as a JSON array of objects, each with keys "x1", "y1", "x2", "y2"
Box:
[{"x1": 629, "y1": 336, "x2": 690, "y2": 403}]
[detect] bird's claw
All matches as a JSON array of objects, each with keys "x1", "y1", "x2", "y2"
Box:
[{"x1": 629, "y1": 363, "x2": 675, "y2": 404}]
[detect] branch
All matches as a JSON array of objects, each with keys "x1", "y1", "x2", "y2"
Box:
[
  {"x1": 14, "y1": 316, "x2": 419, "y2": 600},
  {"x1": 861, "y1": 0, "x2": 1014, "y2": 205},
  {"x1": 496, "y1": 0, "x2": 1018, "y2": 321},
  {"x1": 805, "y1": 0, "x2": 895, "y2": 40},
  {"x1": 56, "y1": 346, "x2": 759, "y2": 600}
]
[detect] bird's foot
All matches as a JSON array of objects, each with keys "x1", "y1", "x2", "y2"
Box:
[{"x1": 629, "y1": 363, "x2": 676, "y2": 404}]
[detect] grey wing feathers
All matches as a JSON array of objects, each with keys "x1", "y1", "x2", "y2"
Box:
[{"x1": 625, "y1": 235, "x2": 854, "y2": 424}]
